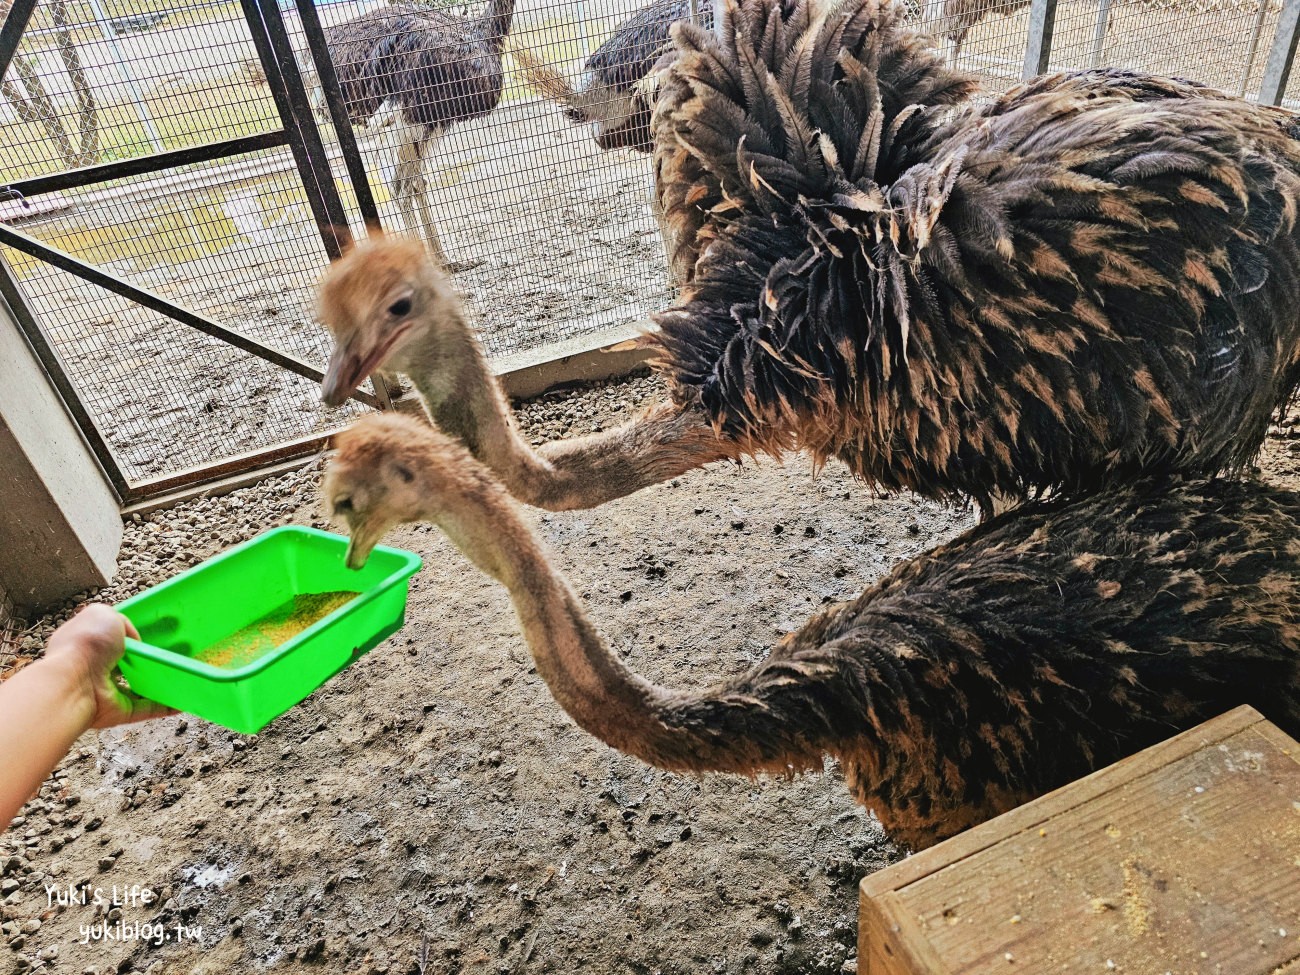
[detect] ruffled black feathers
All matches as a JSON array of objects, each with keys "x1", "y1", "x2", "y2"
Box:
[{"x1": 649, "y1": 0, "x2": 1300, "y2": 508}]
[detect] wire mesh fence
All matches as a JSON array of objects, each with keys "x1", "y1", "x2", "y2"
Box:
[
  {"x1": 0, "y1": 582, "x2": 15, "y2": 673},
  {"x1": 0, "y1": 0, "x2": 1298, "y2": 497},
  {"x1": 918, "y1": 0, "x2": 1283, "y2": 97},
  {"x1": 0, "y1": 0, "x2": 684, "y2": 492},
  {"x1": 0, "y1": 0, "x2": 369, "y2": 487},
  {"x1": 283, "y1": 0, "x2": 678, "y2": 358}
]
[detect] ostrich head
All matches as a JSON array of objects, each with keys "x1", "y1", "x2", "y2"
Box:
[
  {"x1": 579, "y1": 78, "x2": 653, "y2": 151},
  {"x1": 317, "y1": 236, "x2": 459, "y2": 407},
  {"x1": 327, "y1": 413, "x2": 513, "y2": 571},
  {"x1": 327, "y1": 414, "x2": 442, "y2": 567}
]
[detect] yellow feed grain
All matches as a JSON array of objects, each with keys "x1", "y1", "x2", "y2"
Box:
[{"x1": 194, "y1": 591, "x2": 358, "y2": 669}]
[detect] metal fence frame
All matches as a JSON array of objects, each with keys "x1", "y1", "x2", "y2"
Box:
[
  {"x1": 0, "y1": 0, "x2": 397, "y2": 506},
  {"x1": 1021, "y1": 0, "x2": 1300, "y2": 92}
]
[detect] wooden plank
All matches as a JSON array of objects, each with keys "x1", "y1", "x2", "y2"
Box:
[
  {"x1": 859, "y1": 708, "x2": 1300, "y2": 975},
  {"x1": 861, "y1": 890, "x2": 953, "y2": 975},
  {"x1": 861, "y1": 706, "x2": 1265, "y2": 898}
]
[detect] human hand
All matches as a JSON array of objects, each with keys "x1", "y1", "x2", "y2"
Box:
[{"x1": 42, "y1": 604, "x2": 177, "y2": 730}]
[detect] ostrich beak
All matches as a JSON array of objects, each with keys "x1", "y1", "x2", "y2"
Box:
[
  {"x1": 344, "y1": 531, "x2": 377, "y2": 570},
  {"x1": 322, "y1": 342, "x2": 367, "y2": 408},
  {"x1": 342, "y1": 511, "x2": 393, "y2": 570},
  {"x1": 321, "y1": 324, "x2": 413, "y2": 408}
]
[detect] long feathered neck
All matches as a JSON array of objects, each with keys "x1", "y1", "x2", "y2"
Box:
[
  {"x1": 478, "y1": 0, "x2": 517, "y2": 47},
  {"x1": 399, "y1": 303, "x2": 738, "y2": 511},
  {"x1": 429, "y1": 458, "x2": 861, "y2": 775},
  {"x1": 398, "y1": 311, "x2": 559, "y2": 504}
]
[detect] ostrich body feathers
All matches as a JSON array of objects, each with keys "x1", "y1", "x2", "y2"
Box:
[
  {"x1": 585, "y1": 0, "x2": 712, "y2": 95},
  {"x1": 325, "y1": 0, "x2": 515, "y2": 132},
  {"x1": 658, "y1": 477, "x2": 1300, "y2": 848},
  {"x1": 651, "y1": 0, "x2": 1300, "y2": 506}
]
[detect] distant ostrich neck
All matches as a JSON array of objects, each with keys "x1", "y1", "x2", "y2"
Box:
[{"x1": 400, "y1": 306, "x2": 735, "y2": 511}]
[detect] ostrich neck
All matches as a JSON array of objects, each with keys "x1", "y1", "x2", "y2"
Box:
[
  {"x1": 402, "y1": 324, "x2": 573, "y2": 505},
  {"x1": 437, "y1": 479, "x2": 838, "y2": 774},
  {"x1": 402, "y1": 319, "x2": 732, "y2": 511},
  {"x1": 439, "y1": 483, "x2": 683, "y2": 759}
]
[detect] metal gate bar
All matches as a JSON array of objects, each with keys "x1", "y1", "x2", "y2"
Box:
[
  {"x1": 127, "y1": 430, "x2": 332, "y2": 500},
  {"x1": 293, "y1": 0, "x2": 383, "y2": 230},
  {"x1": 3, "y1": 132, "x2": 290, "y2": 199},
  {"x1": 0, "y1": 0, "x2": 39, "y2": 89},
  {"x1": 241, "y1": 0, "x2": 351, "y2": 259}
]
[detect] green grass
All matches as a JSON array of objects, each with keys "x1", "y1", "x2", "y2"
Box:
[{"x1": 18, "y1": 0, "x2": 244, "y2": 54}]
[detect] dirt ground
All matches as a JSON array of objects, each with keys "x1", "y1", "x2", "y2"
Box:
[
  {"x1": 1, "y1": 372, "x2": 974, "y2": 975},
  {"x1": 5, "y1": 373, "x2": 1300, "y2": 975}
]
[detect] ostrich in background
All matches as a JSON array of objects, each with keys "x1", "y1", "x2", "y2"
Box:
[
  {"x1": 314, "y1": 0, "x2": 517, "y2": 269},
  {"x1": 511, "y1": 0, "x2": 712, "y2": 152},
  {"x1": 326, "y1": 413, "x2": 1300, "y2": 850},
  {"x1": 509, "y1": 0, "x2": 716, "y2": 281}
]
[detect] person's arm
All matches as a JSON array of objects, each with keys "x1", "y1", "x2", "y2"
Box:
[{"x1": 0, "y1": 604, "x2": 175, "y2": 826}]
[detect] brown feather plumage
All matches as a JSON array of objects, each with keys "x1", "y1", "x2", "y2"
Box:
[
  {"x1": 650, "y1": 0, "x2": 1300, "y2": 510},
  {"x1": 328, "y1": 414, "x2": 1300, "y2": 851}
]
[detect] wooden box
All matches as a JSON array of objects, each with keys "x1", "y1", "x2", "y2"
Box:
[{"x1": 859, "y1": 706, "x2": 1300, "y2": 974}]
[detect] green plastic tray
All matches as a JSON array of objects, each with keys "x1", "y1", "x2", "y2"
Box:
[{"x1": 116, "y1": 526, "x2": 422, "y2": 734}]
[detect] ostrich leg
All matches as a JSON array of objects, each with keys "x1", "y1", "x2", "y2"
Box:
[{"x1": 392, "y1": 121, "x2": 454, "y2": 271}]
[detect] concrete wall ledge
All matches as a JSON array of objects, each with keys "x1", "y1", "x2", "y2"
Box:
[{"x1": 0, "y1": 299, "x2": 122, "y2": 615}]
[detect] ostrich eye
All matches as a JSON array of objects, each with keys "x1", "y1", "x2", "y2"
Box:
[
  {"x1": 334, "y1": 496, "x2": 354, "y2": 513},
  {"x1": 388, "y1": 297, "x2": 412, "y2": 317},
  {"x1": 393, "y1": 464, "x2": 414, "y2": 484}
]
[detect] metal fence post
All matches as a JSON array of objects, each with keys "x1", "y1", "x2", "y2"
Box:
[
  {"x1": 1089, "y1": 0, "x2": 1111, "y2": 68},
  {"x1": 0, "y1": 0, "x2": 39, "y2": 86},
  {"x1": 293, "y1": 0, "x2": 382, "y2": 231},
  {"x1": 1022, "y1": 0, "x2": 1059, "y2": 80},
  {"x1": 1241, "y1": 0, "x2": 1272, "y2": 97},
  {"x1": 1260, "y1": 0, "x2": 1300, "y2": 105},
  {"x1": 241, "y1": 0, "x2": 352, "y2": 259}
]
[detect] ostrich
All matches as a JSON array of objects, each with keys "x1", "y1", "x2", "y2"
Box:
[
  {"x1": 510, "y1": 0, "x2": 712, "y2": 152},
  {"x1": 318, "y1": 0, "x2": 1300, "y2": 517},
  {"x1": 317, "y1": 0, "x2": 517, "y2": 269},
  {"x1": 326, "y1": 413, "x2": 1300, "y2": 850},
  {"x1": 509, "y1": 0, "x2": 718, "y2": 282}
]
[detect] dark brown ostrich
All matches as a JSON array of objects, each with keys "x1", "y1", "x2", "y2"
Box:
[
  {"x1": 320, "y1": 0, "x2": 517, "y2": 268},
  {"x1": 509, "y1": 0, "x2": 718, "y2": 281},
  {"x1": 318, "y1": 0, "x2": 1300, "y2": 518},
  {"x1": 326, "y1": 412, "x2": 1300, "y2": 850},
  {"x1": 511, "y1": 0, "x2": 711, "y2": 152}
]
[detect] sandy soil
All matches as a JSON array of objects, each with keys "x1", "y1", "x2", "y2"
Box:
[
  {"x1": 0, "y1": 373, "x2": 972, "y2": 975},
  {"x1": 4, "y1": 373, "x2": 1300, "y2": 975}
]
